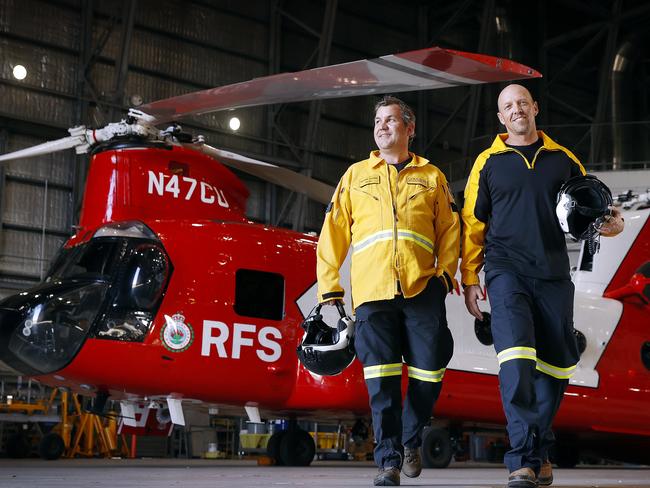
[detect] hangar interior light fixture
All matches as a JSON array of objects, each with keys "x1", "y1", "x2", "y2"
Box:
[
  {"x1": 228, "y1": 116, "x2": 241, "y2": 131},
  {"x1": 12, "y1": 64, "x2": 27, "y2": 80}
]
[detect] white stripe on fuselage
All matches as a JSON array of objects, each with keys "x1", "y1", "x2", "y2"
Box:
[{"x1": 298, "y1": 209, "x2": 647, "y2": 389}]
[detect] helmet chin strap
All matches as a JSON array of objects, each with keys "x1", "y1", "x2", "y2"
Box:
[
  {"x1": 586, "y1": 223, "x2": 601, "y2": 255},
  {"x1": 586, "y1": 208, "x2": 612, "y2": 254}
]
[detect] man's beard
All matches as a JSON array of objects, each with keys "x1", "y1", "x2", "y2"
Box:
[{"x1": 510, "y1": 118, "x2": 531, "y2": 135}]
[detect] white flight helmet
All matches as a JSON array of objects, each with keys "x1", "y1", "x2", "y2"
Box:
[
  {"x1": 296, "y1": 302, "x2": 355, "y2": 376},
  {"x1": 556, "y1": 174, "x2": 613, "y2": 254}
]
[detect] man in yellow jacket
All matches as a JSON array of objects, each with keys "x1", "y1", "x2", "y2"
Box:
[{"x1": 317, "y1": 96, "x2": 460, "y2": 486}]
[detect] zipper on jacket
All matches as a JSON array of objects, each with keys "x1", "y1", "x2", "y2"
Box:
[
  {"x1": 506, "y1": 148, "x2": 533, "y2": 169},
  {"x1": 386, "y1": 164, "x2": 400, "y2": 294},
  {"x1": 500, "y1": 146, "x2": 551, "y2": 170},
  {"x1": 530, "y1": 147, "x2": 548, "y2": 168}
]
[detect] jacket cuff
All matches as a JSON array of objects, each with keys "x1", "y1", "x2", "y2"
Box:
[
  {"x1": 461, "y1": 271, "x2": 480, "y2": 287},
  {"x1": 439, "y1": 272, "x2": 453, "y2": 294},
  {"x1": 320, "y1": 291, "x2": 344, "y2": 302}
]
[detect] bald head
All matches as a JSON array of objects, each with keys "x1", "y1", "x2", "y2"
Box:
[
  {"x1": 497, "y1": 84, "x2": 534, "y2": 111},
  {"x1": 496, "y1": 84, "x2": 539, "y2": 142}
]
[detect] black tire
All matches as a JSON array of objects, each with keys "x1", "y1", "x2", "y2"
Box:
[
  {"x1": 552, "y1": 444, "x2": 579, "y2": 468},
  {"x1": 279, "y1": 429, "x2": 315, "y2": 467},
  {"x1": 266, "y1": 430, "x2": 287, "y2": 465},
  {"x1": 421, "y1": 428, "x2": 453, "y2": 469},
  {"x1": 6, "y1": 433, "x2": 31, "y2": 458},
  {"x1": 39, "y1": 433, "x2": 65, "y2": 460}
]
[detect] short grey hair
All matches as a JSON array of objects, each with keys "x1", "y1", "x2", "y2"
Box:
[{"x1": 374, "y1": 95, "x2": 416, "y2": 141}]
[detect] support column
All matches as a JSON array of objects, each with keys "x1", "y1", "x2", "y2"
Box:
[
  {"x1": 461, "y1": 0, "x2": 494, "y2": 174},
  {"x1": 0, "y1": 130, "x2": 6, "y2": 272},
  {"x1": 265, "y1": 0, "x2": 282, "y2": 225},
  {"x1": 590, "y1": 0, "x2": 622, "y2": 167},
  {"x1": 416, "y1": 4, "x2": 429, "y2": 157},
  {"x1": 73, "y1": 0, "x2": 95, "y2": 223},
  {"x1": 110, "y1": 0, "x2": 137, "y2": 121},
  {"x1": 292, "y1": 0, "x2": 337, "y2": 231}
]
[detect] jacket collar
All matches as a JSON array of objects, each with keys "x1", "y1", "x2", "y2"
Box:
[
  {"x1": 367, "y1": 150, "x2": 429, "y2": 169},
  {"x1": 489, "y1": 130, "x2": 561, "y2": 152}
]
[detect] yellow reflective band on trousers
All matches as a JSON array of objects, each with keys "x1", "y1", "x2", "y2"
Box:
[
  {"x1": 363, "y1": 363, "x2": 403, "y2": 380},
  {"x1": 497, "y1": 346, "x2": 537, "y2": 365},
  {"x1": 535, "y1": 358, "x2": 577, "y2": 379},
  {"x1": 497, "y1": 347, "x2": 577, "y2": 379},
  {"x1": 406, "y1": 365, "x2": 445, "y2": 383}
]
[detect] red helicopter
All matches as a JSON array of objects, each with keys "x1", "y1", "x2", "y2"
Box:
[{"x1": 0, "y1": 46, "x2": 648, "y2": 468}]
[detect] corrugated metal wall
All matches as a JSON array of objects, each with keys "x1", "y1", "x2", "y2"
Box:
[
  {"x1": 0, "y1": 0, "x2": 430, "y2": 291},
  {"x1": 0, "y1": 0, "x2": 493, "y2": 294},
  {"x1": 1, "y1": 0, "x2": 648, "y2": 294}
]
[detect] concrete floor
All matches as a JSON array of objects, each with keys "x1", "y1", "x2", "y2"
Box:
[{"x1": 0, "y1": 459, "x2": 649, "y2": 488}]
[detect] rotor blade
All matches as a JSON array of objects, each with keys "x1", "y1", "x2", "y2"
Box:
[
  {"x1": 188, "y1": 144, "x2": 335, "y2": 205},
  {"x1": 0, "y1": 135, "x2": 83, "y2": 163},
  {"x1": 142, "y1": 46, "x2": 541, "y2": 123}
]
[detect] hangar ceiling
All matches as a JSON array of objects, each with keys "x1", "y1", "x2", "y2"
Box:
[{"x1": 0, "y1": 0, "x2": 649, "y2": 291}]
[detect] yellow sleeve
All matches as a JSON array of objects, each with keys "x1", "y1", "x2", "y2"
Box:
[
  {"x1": 433, "y1": 171, "x2": 461, "y2": 292},
  {"x1": 316, "y1": 170, "x2": 353, "y2": 303},
  {"x1": 460, "y1": 153, "x2": 489, "y2": 287},
  {"x1": 561, "y1": 146, "x2": 587, "y2": 176}
]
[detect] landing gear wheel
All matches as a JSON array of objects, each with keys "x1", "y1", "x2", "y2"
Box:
[
  {"x1": 279, "y1": 429, "x2": 316, "y2": 466},
  {"x1": 421, "y1": 428, "x2": 453, "y2": 468},
  {"x1": 6, "y1": 433, "x2": 31, "y2": 458},
  {"x1": 39, "y1": 433, "x2": 65, "y2": 460},
  {"x1": 266, "y1": 430, "x2": 287, "y2": 465},
  {"x1": 553, "y1": 444, "x2": 580, "y2": 468},
  {"x1": 551, "y1": 434, "x2": 580, "y2": 468}
]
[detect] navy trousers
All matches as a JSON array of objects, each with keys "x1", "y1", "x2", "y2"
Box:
[
  {"x1": 486, "y1": 270, "x2": 580, "y2": 474},
  {"x1": 354, "y1": 277, "x2": 453, "y2": 469}
]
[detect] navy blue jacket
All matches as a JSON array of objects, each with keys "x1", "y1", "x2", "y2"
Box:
[{"x1": 461, "y1": 131, "x2": 586, "y2": 286}]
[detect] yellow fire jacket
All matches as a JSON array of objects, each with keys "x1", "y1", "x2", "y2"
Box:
[{"x1": 317, "y1": 151, "x2": 460, "y2": 309}]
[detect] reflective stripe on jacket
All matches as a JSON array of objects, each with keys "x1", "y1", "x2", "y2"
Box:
[
  {"x1": 460, "y1": 131, "x2": 586, "y2": 286},
  {"x1": 317, "y1": 151, "x2": 460, "y2": 309}
]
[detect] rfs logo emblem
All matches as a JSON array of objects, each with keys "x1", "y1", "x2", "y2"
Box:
[{"x1": 161, "y1": 313, "x2": 194, "y2": 352}]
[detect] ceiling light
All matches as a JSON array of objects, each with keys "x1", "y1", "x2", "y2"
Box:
[
  {"x1": 229, "y1": 117, "x2": 241, "y2": 131},
  {"x1": 12, "y1": 64, "x2": 27, "y2": 80}
]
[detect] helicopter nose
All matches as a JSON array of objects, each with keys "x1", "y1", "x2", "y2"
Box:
[
  {"x1": 0, "y1": 306, "x2": 31, "y2": 374},
  {"x1": 0, "y1": 282, "x2": 109, "y2": 376}
]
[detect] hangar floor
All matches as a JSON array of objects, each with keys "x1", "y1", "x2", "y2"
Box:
[{"x1": 0, "y1": 459, "x2": 648, "y2": 487}]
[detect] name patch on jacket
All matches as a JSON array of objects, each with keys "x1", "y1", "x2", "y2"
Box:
[
  {"x1": 406, "y1": 177, "x2": 428, "y2": 187},
  {"x1": 360, "y1": 176, "x2": 380, "y2": 187}
]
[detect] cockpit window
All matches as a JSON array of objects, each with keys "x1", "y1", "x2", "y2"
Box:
[
  {"x1": 93, "y1": 243, "x2": 171, "y2": 342},
  {"x1": 46, "y1": 240, "x2": 125, "y2": 282},
  {"x1": 43, "y1": 237, "x2": 171, "y2": 342},
  {"x1": 0, "y1": 236, "x2": 171, "y2": 375}
]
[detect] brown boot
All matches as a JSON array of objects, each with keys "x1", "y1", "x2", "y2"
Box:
[
  {"x1": 373, "y1": 466, "x2": 400, "y2": 486},
  {"x1": 507, "y1": 467, "x2": 538, "y2": 488},
  {"x1": 402, "y1": 447, "x2": 422, "y2": 478},
  {"x1": 538, "y1": 461, "x2": 553, "y2": 486}
]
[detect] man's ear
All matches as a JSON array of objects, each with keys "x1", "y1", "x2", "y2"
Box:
[
  {"x1": 533, "y1": 101, "x2": 539, "y2": 117},
  {"x1": 497, "y1": 112, "x2": 506, "y2": 126},
  {"x1": 407, "y1": 122, "x2": 415, "y2": 138}
]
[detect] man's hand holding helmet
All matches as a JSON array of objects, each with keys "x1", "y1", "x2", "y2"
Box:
[
  {"x1": 598, "y1": 206, "x2": 624, "y2": 237},
  {"x1": 297, "y1": 302, "x2": 355, "y2": 376}
]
